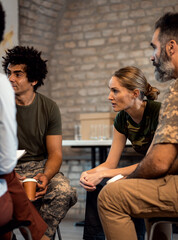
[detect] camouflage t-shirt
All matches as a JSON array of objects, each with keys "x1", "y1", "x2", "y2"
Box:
[
  {"x1": 114, "y1": 100, "x2": 161, "y2": 155},
  {"x1": 154, "y1": 79, "x2": 178, "y2": 145}
]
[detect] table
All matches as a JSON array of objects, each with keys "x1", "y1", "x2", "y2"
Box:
[{"x1": 62, "y1": 139, "x2": 131, "y2": 168}]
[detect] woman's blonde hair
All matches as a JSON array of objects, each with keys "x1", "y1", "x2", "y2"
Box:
[{"x1": 113, "y1": 66, "x2": 160, "y2": 100}]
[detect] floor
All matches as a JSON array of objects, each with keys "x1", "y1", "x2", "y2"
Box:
[
  {"x1": 14, "y1": 218, "x2": 178, "y2": 240},
  {"x1": 14, "y1": 217, "x2": 84, "y2": 240},
  {"x1": 54, "y1": 218, "x2": 84, "y2": 240}
]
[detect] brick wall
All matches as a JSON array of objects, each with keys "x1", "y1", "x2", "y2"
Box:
[
  {"x1": 19, "y1": 0, "x2": 66, "y2": 95},
  {"x1": 18, "y1": 0, "x2": 178, "y2": 217},
  {"x1": 19, "y1": 0, "x2": 178, "y2": 140}
]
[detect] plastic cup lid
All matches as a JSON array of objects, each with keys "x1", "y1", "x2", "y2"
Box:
[{"x1": 22, "y1": 178, "x2": 37, "y2": 183}]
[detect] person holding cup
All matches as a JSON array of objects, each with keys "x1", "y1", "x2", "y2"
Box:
[
  {"x1": 0, "y1": 3, "x2": 48, "y2": 240},
  {"x1": 80, "y1": 66, "x2": 161, "y2": 240},
  {"x1": 2, "y1": 45, "x2": 77, "y2": 240}
]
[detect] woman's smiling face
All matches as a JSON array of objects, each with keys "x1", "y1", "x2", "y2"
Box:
[{"x1": 108, "y1": 76, "x2": 135, "y2": 112}]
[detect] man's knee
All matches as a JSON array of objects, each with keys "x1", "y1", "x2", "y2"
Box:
[
  {"x1": 98, "y1": 181, "x2": 125, "y2": 211},
  {"x1": 49, "y1": 176, "x2": 77, "y2": 206},
  {"x1": 98, "y1": 183, "x2": 117, "y2": 207}
]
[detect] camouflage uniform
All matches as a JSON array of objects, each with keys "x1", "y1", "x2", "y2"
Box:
[
  {"x1": 97, "y1": 80, "x2": 178, "y2": 240},
  {"x1": 15, "y1": 159, "x2": 77, "y2": 239},
  {"x1": 154, "y1": 80, "x2": 178, "y2": 144}
]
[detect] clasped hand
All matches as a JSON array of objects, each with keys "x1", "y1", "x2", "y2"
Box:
[{"x1": 80, "y1": 171, "x2": 103, "y2": 191}]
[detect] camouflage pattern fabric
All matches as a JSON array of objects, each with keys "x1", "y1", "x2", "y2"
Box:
[
  {"x1": 154, "y1": 79, "x2": 178, "y2": 145},
  {"x1": 15, "y1": 159, "x2": 77, "y2": 239}
]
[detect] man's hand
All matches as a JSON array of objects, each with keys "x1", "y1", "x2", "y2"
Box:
[{"x1": 34, "y1": 173, "x2": 49, "y2": 200}]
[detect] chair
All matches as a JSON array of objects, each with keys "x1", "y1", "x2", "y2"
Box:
[
  {"x1": 53, "y1": 225, "x2": 62, "y2": 240},
  {"x1": 33, "y1": 199, "x2": 62, "y2": 240},
  {"x1": 0, "y1": 220, "x2": 32, "y2": 240},
  {"x1": 148, "y1": 217, "x2": 178, "y2": 240}
]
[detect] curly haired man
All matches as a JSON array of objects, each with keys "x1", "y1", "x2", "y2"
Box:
[{"x1": 2, "y1": 46, "x2": 77, "y2": 239}]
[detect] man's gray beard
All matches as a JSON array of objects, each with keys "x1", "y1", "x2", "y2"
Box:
[{"x1": 154, "y1": 61, "x2": 175, "y2": 82}]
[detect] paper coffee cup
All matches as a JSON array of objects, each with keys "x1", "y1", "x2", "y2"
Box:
[{"x1": 23, "y1": 178, "x2": 37, "y2": 201}]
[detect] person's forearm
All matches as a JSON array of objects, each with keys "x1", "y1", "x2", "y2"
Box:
[
  {"x1": 86, "y1": 156, "x2": 121, "y2": 175},
  {"x1": 127, "y1": 151, "x2": 163, "y2": 179},
  {"x1": 85, "y1": 161, "x2": 111, "y2": 174},
  {"x1": 126, "y1": 159, "x2": 158, "y2": 179},
  {"x1": 127, "y1": 144, "x2": 177, "y2": 179},
  {"x1": 44, "y1": 153, "x2": 62, "y2": 181},
  {"x1": 100, "y1": 163, "x2": 138, "y2": 178}
]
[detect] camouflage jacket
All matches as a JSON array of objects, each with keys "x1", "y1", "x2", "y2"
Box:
[{"x1": 154, "y1": 79, "x2": 178, "y2": 145}]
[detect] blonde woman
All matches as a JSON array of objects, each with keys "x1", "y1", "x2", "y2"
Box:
[{"x1": 80, "y1": 66, "x2": 161, "y2": 240}]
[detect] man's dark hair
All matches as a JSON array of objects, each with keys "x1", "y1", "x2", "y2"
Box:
[
  {"x1": 0, "y1": 2, "x2": 5, "y2": 42},
  {"x1": 2, "y1": 46, "x2": 48, "y2": 91},
  {"x1": 155, "y1": 12, "x2": 178, "y2": 45}
]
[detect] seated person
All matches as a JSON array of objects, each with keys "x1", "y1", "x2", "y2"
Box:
[
  {"x1": 0, "y1": 4, "x2": 47, "y2": 240},
  {"x1": 0, "y1": 72, "x2": 48, "y2": 240},
  {"x1": 0, "y1": 4, "x2": 13, "y2": 228},
  {"x1": 80, "y1": 66, "x2": 161, "y2": 240},
  {"x1": 98, "y1": 12, "x2": 178, "y2": 240},
  {"x1": 2, "y1": 46, "x2": 77, "y2": 239}
]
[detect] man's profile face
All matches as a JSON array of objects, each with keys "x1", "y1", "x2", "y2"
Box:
[
  {"x1": 150, "y1": 28, "x2": 175, "y2": 82},
  {"x1": 6, "y1": 64, "x2": 35, "y2": 96}
]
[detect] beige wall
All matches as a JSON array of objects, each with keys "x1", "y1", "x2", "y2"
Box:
[
  {"x1": 0, "y1": 0, "x2": 18, "y2": 73},
  {"x1": 18, "y1": 0, "x2": 178, "y2": 217},
  {"x1": 19, "y1": 0, "x2": 178, "y2": 140}
]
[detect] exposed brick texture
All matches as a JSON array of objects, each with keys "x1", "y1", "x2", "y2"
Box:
[
  {"x1": 19, "y1": 0, "x2": 178, "y2": 140},
  {"x1": 18, "y1": 0, "x2": 178, "y2": 217}
]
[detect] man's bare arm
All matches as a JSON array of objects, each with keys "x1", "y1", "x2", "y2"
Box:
[
  {"x1": 34, "y1": 135, "x2": 62, "y2": 198},
  {"x1": 44, "y1": 135, "x2": 62, "y2": 181},
  {"x1": 127, "y1": 143, "x2": 178, "y2": 179}
]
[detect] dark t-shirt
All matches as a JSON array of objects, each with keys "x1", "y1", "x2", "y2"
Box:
[
  {"x1": 17, "y1": 92, "x2": 62, "y2": 163},
  {"x1": 114, "y1": 100, "x2": 161, "y2": 155}
]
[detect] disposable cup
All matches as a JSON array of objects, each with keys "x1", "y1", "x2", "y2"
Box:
[{"x1": 23, "y1": 178, "x2": 37, "y2": 201}]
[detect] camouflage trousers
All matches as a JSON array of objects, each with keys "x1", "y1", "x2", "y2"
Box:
[{"x1": 15, "y1": 159, "x2": 77, "y2": 239}]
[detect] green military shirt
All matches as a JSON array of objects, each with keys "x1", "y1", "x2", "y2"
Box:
[
  {"x1": 114, "y1": 100, "x2": 161, "y2": 155},
  {"x1": 17, "y1": 92, "x2": 62, "y2": 163}
]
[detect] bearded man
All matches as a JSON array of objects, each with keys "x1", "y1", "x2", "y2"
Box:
[{"x1": 97, "y1": 12, "x2": 178, "y2": 240}]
